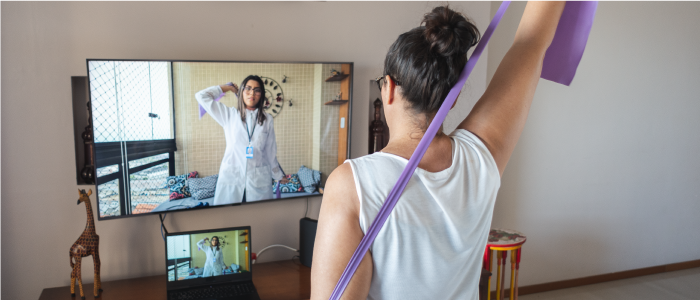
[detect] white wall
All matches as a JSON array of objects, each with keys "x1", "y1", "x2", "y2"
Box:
[
  {"x1": 487, "y1": 1, "x2": 700, "y2": 287},
  {"x1": 0, "y1": 2, "x2": 490, "y2": 300}
]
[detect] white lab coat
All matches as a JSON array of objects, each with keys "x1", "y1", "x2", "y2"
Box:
[
  {"x1": 195, "y1": 86, "x2": 284, "y2": 205},
  {"x1": 196, "y1": 239, "x2": 226, "y2": 277}
]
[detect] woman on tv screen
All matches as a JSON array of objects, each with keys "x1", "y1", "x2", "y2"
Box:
[{"x1": 196, "y1": 75, "x2": 288, "y2": 205}]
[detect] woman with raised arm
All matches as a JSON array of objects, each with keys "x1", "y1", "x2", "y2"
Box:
[
  {"x1": 197, "y1": 236, "x2": 226, "y2": 277},
  {"x1": 196, "y1": 75, "x2": 288, "y2": 205},
  {"x1": 311, "y1": 2, "x2": 565, "y2": 299}
]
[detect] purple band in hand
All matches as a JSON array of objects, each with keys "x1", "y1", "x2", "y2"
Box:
[{"x1": 199, "y1": 93, "x2": 225, "y2": 119}]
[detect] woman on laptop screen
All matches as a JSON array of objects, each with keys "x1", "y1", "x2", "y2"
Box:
[{"x1": 197, "y1": 236, "x2": 226, "y2": 277}]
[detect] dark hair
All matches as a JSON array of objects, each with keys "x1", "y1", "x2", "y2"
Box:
[
  {"x1": 383, "y1": 6, "x2": 480, "y2": 123},
  {"x1": 211, "y1": 236, "x2": 220, "y2": 251},
  {"x1": 237, "y1": 75, "x2": 267, "y2": 126}
]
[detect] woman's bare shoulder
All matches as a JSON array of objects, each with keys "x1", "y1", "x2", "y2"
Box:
[{"x1": 323, "y1": 163, "x2": 359, "y2": 212}]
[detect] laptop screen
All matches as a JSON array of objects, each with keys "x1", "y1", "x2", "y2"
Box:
[{"x1": 166, "y1": 227, "x2": 251, "y2": 283}]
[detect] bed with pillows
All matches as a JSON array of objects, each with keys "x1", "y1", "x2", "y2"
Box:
[
  {"x1": 151, "y1": 172, "x2": 217, "y2": 213},
  {"x1": 179, "y1": 263, "x2": 243, "y2": 281},
  {"x1": 151, "y1": 166, "x2": 322, "y2": 213}
]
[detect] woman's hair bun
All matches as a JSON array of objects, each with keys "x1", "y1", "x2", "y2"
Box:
[{"x1": 422, "y1": 6, "x2": 480, "y2": 57}]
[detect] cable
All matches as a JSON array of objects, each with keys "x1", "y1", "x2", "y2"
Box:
[
  {"x1": 252, "y1": 244, "x2": 298, "y2": 264},
  {"x1": 160, "y1": 213, "x2": 167, "y2": 241},
  {"x1": 165, "y1": 205, "x2": 190, "y2": 211}
]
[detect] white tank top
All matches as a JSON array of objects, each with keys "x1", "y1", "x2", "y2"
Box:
[{"x1": 346, "y1": 129, "x2": 501, "y2": 300}]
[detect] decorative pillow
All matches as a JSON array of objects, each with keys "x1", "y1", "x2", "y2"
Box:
[
  {"x1": 189, "y1": 174, "x2": 218, "y2": 200},
  {"x1": 297, "y1": 166, "x2": 321, "y2": 193},
  {"x1": 230, "y1": 264, "x2": 240, "y2": 273},
  {"x1": 272, "y1": 174, "x2": 303, "y2": 193},
  {"x1": 166, "y1": 171, "x2": 198, "y2": 200}
]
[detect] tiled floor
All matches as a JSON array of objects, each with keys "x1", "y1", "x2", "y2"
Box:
[{"x1": 516, "y1": 267, "x2": 700, "y2": 300}]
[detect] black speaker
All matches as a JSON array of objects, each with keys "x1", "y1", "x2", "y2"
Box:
[{"x1": 299, "y1": 217, "x2": 318, "y2": 268}]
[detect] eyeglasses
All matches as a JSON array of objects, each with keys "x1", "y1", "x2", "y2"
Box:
[
  {"x1": 243, "y1": 86, "x2": 263, "y2": 94},
  {"x1": 375, "y1": 75, "x2": 401, "y2": 92}
]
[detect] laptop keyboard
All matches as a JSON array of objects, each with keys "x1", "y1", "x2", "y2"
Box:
[{"x1": 169, "y1": 282, "x2": 255, "y2": 300}]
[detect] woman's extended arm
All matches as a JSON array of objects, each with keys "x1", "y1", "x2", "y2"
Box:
[
  {"x1": 310, "y1": 164, "x2": 372, "y2": 300},
  {"x1": 195, "y1": 85, "x2": 238, "y2": 127},
  {"x1": 458, "y1": 1, "x2": 566, "y2": 175},
  {"x1": 220, "y1": 253, "x2": 226, "y2": 271},
  {"x1": 263, "y1": 117, "x2": 285, "y2": 181}
]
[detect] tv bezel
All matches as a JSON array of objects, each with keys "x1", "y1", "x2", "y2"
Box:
[{"x1": 87, "y1": 59, "x2": 354, "y2": 221}]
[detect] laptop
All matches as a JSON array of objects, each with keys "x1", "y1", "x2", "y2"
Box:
[{"x1": 165, "y1": 226, "x2": 262, "y2": 300}]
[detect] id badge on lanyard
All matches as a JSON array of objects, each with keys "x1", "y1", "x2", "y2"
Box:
[{"x1": 246, "y1": 144, "x2": 254, "y2": 159}]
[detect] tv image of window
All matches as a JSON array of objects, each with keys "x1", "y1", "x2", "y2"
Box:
[
  {"x1": 88, "y1": 60, "x2": 353, "y2": 219},
  {"x1": 167, "y1": 229, "x2": 251, "y2": 282}
]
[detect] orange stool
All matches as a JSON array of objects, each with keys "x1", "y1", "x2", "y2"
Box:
[{"x1": 483, "y1": 228, "x2": 526, "y2": 300}]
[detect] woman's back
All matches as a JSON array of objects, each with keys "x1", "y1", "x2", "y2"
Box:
[
  {"x1": 347, "y1": 129, "x2": 500, "y2": 299},
  {"x1": 311, "y1": 3, "x2": 566, "y2": 299}
]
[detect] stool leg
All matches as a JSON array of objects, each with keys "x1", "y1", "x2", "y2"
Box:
[
  {"x1": 500, "y1": 251, "x2": 507, "y2": 300},
  {"x1": 496, "y1": 251, "x2": 501, "y2": 300},
  {"x1": 486, "y1": 249, "x2": 492, "y2": 300},
  {"x1": 515, "y1": 248, "x2": 522, "y2": 300},
  {"x1": 510, "y1": 250, "x2": 516, "y2": 300}
]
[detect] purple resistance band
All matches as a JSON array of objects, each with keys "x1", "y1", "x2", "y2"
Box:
[
  {"x1": 328, "y1": 1, "x2": 598, "y2": 299},
  {"x1": 541, "y1": 1, "x2": 598, "y2": 85},
  {"x1": 199, "y1": 94, "x2": 223, "y2": 119}
]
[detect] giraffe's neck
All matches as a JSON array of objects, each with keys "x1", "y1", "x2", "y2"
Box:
[{"x1": 83, "y1": 199, "x2": 95, "y2": 234}]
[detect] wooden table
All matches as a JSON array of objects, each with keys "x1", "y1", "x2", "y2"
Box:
[{"x1": 39, "y1": 260, "x2": 311, "y2": 300}]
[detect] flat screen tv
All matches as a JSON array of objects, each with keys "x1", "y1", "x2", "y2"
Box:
[{"x1": 87, "y1": 60, "x2": 353, "y2": 220}]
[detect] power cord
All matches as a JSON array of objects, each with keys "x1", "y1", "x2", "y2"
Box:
[
  {"x1": 159, "y1": 213, "x2": 168, "y2": 241},
  {"x1": 252, "y1": 244, "x2": 298, "y2": 264}
]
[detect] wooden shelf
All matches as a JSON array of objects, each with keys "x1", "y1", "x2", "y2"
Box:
[
  {"x1": 325, "y1": 74, "x2": 349, "y2": 82},
  {"x1": 324, "y1": 100, "x2": 349, "y2": 105},
  {"x1": 38, "y1": 260, "x2": 311, "y2": 300}
]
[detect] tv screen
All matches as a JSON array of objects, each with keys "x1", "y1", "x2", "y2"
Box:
[{"x1": 88, "y1": 60, "x2": 353, "y2": 219}]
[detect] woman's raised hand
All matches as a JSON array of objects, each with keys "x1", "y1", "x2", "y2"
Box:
[
  {"x1": 220, "y1": 82, "x2": 239, "y2": 94},
  {"x1": 459, "y1": 1, "x2": 565, "y2": 176}
]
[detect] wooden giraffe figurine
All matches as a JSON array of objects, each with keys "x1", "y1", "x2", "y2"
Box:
[{"x1": 70, "y1": 189, "x2": 102, "y2": 299}]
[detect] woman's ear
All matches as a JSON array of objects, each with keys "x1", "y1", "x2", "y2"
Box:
[{"x1": 382, "y1": 75, "x2": 397, "y2": 106}]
